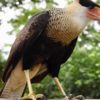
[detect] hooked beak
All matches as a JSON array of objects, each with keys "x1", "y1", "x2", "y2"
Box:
[{"x1": 87, "y1": 7, "x2": 100, "y2": 20}]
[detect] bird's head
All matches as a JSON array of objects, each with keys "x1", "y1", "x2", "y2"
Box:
[
  {"x1": 67, "y1": 0, "x2": 100, "y2": 21},
  {"x1": 66, "y1": 0, "x2": 100, "y2": 31},
  {"x1": 76, "y1": 0, "x2": 100, "y2": 21},
  {"x1": 65, "y1": 0, "x2": 100, "y2": 37}
]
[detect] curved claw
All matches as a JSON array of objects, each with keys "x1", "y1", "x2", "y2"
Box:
[
  {"x1": 64, "y1": 96, "x2": 69, "y2": 100},
  {"x1": 70, "y1": 95, "x2": 85, "y2": 100},
  {"x1": 20, "y1": 93, "x2": 36, "y2": 100},
  {"x1": 20, "y1": 94, "x2": 46, "y2": 100},
  {"x1": 36, "y1": 94, "x2": 47, "y2": 100}
]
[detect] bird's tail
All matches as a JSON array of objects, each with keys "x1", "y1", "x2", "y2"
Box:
[
  {"x1": 0, "y1": 61, "x2": 27, "y2": 100},
  {"x1": 0, "y1": 62, "x2": 48, "y2": 100},
  {"x1": 0, "y1": 78, "x2": 26, "y2": 100}
]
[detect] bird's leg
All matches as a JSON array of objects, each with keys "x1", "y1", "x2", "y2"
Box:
[
  {"x1": 20, "y1": 70, "x2": 36, "y2": 100},
  {"x1": 20, "y1": 64, "x2": 44, "y2": 100},
  {"x1": 24, "y1": 70, "x2": 35, "y2": 96},
  {"x1": 53, "y1": 77, "x2": 69, "y2": 100}
]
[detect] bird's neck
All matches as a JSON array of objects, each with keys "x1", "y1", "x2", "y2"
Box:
[
  {"x1": 66, "y1": 2, "x2": 90, "y2": 31},
  {"x1": 47, "y1": 7, "x2": 90, "y2": 45}
]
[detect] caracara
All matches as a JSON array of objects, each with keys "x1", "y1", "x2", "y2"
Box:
[{"x1": 0, "y1": 0, "x2": 100, "y2": 100}]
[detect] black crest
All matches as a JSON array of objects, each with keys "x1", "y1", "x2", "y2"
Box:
[{"x1": 79, "y1": 0, "x2": 100, "y2": 9}]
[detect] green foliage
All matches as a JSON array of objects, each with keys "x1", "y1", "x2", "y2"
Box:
[
  {"x1": 0, "y1": 0, "x2": 56, "y2": 9},
  {"x1": 0, "y1": 51, "x2": 5, "y2": 88},
  {"x1": 9, "y1": 8, "x2": 41, "y2": 34},
  {"x1": 0, "y1": 52, "x2": 5, "y2": 74},
  {"x1": 61, "y1": 44, "x2": 100, "y2": 98}
]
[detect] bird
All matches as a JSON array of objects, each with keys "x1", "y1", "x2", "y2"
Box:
[{"x1": 0, "y1": 0, "x2": 100, "y2": 100}]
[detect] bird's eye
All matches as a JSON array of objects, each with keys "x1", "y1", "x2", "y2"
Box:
[
  {"x1": 79, "y1": 0, "x2": 92, "y2": 7},
  {"x1": 88, "y1": 5, "x2": 95, "y2": 9}
]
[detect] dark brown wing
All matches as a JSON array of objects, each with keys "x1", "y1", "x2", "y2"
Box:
[
  {"x1": 2, "y1": 11, "x2": 50, "y2": 82},
  {"x1": 61, "y1": 37, "x2": 78, "y2": 64},
  {"x1": 31, "y1": 37, "x2": 78, "y2": 83}
]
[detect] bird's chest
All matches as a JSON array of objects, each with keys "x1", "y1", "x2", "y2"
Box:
[{"x1": 47, "y1": 14, "x2": 82, "y2": 45}]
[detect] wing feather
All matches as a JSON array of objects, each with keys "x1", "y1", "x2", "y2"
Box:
[
  {"x1": 61, "y1": 37, "x2": 78, "y2": 64},
  {"x1": 2, "y1": 11, "x2": 50, "y2": 82},
  {"x1": 31, "y1": 37, "x2": 78, "y2": 83}
]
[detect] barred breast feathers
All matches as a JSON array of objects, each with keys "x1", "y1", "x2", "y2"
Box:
[{"x1": 46, "y1": 7, "x2": 89, "y2": 45}]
